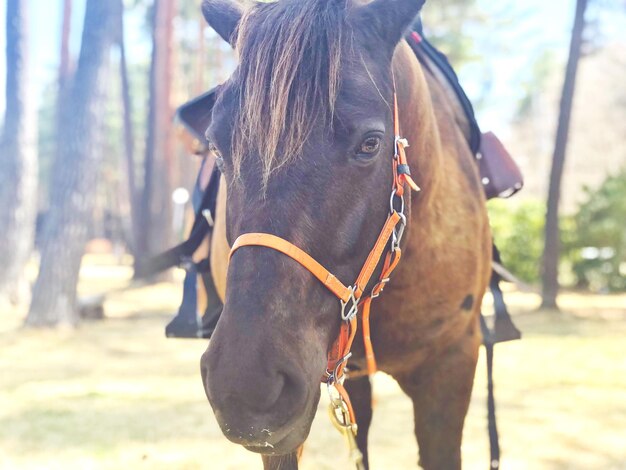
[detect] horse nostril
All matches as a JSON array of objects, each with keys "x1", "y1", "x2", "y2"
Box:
[
  {"x1": 213, "y1": 369, "x2": 310, "y2": 447},
  {"x1": 270, "y1": 368, "x2": 309, "y2": 415},
  {"x1": 242, "y1": 370, "x2": 287, "y2": 413},
  {"x1": 200, "y1": 332, "x2": 313, "y2": 447}
]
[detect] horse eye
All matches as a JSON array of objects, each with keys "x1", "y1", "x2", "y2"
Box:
[{"x1": 359, "y1": 136, "x2": 381, "y2": 155}]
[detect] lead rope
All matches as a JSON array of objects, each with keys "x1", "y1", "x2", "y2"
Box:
[
  {"x1": 485, "y1": 342, "x2": 500, "y2": 469},
  {"x1": 480, "y1": 313, "x2": 502, "y2": 470},
  {"x1": 326, "y1": 251, "x2": 401, "y2": 470},
  {"x1": 326, "y1": 91, "x2": 418, "y2": 470}
]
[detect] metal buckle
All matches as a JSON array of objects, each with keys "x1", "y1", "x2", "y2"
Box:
[
  {"x1": 340, "y1": 286, "x2": 358, "y2": 321},
  {"x1": 394, "y1": 135, "x2": 410, "y2": 159},
  {"x1": 327, "y1": 380, "x2": 363, "y2": 468},
  {"x1": 370, "y1": 277, "x2": 390, "y2": 299},
  {"x1": 391, "y1": 212, "x2": 407, "y2": 252},
  {"x1": 328, "y1": 395, "x2": 356, "y2": 433},
  {"x1": 325, "y1": 351, "x2": 352, "y2": 388},
  {"x1": 328, "y1": 405, "x2": 364, "y2": 469}
]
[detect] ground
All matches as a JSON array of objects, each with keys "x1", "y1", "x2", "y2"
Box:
[{"x1": 1, "y1": 256, "x2": 625, "y2": 469}]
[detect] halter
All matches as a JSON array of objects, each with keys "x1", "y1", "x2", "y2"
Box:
[{"x1": 229, "y1": 90, "x2": 418, "y2": 466}]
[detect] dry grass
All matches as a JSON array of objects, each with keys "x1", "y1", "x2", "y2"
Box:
[{"x1": 1, "y1": 257, "x2": 625, "y2": 469}]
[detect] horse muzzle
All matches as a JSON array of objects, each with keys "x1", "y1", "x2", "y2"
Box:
[{"x1": 200, "y1": 319, "x2": 323, "y2": 454}]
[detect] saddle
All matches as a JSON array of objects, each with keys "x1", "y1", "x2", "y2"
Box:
[{"x1": 407, "y1": 27, "x2": 523, "y2": 199}]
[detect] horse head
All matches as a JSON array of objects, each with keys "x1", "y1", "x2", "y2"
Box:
[{"x1": 200, "y1": 0, "x2": 425, "y2": 456}]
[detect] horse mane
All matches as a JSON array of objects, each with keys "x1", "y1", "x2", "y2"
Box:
[{"x1": 232, "y1": 0, "x2": 348, "y2": 186}]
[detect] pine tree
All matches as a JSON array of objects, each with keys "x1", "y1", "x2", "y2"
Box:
[
  {"x1": 541, "y1": 0, "x2": 589, "y2": 309},
  {"x1": 26, "y1": 0, "x2": 120, "y2": 326},
  {"x1": 0, "y1": 0, "x2": 38, "y2": 304}
]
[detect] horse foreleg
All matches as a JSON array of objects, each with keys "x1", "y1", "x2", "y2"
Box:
[
  {"x1": 396, "y1": 323, "x2": 481, "y2": 470},
  {"x1": 344, "y1": 375, "x2": 373, "y2": 469},
  {"x1": 261, "y1": 448, "x2": 301, "y2": 470}
]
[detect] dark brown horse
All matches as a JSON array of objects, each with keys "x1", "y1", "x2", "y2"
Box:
[{"x1": 200, "y1": 0, "x2": 491, "y2": 468}]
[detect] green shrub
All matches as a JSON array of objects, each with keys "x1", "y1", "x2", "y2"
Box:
[
  {"x1": 566, "y1": 169, "x2": 626, "y2": 292},
  {"x1": 487, "y1": 199, "x2": 546, "y2": 284}
]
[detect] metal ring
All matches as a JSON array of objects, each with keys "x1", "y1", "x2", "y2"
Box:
[{"x1": 389, "y1": 189, "x2": 405, "y2": 215}]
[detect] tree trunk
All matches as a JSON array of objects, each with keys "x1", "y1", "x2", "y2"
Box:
[
  {"x1": 136, "y1": 0, "x2": 176, "y2": 265},
  {"x1": 541, "y1": 0, "x2": 588, "y2": 309},
  {"x1": 196, "y1": 19, "x2": 205, "y2": 93},
  {"x1": 118, "y1": 0, "x2": 140, "y2": 257},
  {"x1": 0, "y1": 0, "x2": 38, "y2": 304},
  {"x1": 25, "y1": 0, "x2": 119, "y2": 327},
  {"x1": 53, "y1": 0, "x2": 73, "y2": 185},
  {"x1": 58, "y1": 0, "x2": 73, "y2": 96}
]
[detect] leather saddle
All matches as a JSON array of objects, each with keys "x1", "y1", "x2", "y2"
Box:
[
  {"x1": 407, "y1": 28, "x2": 523, "y2": 200},
  {"x1": 478, "y1": 131, "x2": 524, "y2": 200}
]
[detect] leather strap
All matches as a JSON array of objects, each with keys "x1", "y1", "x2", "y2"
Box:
[
  {"x1": 230, "y1": 233, "x2": 354, "y2": 303},
  {"x1": 135, "y1": 163, "x2": 221, "y2": 280},
  {"x1": 354, "y1": 212, "x2": 401, "y2": 298},
  {"x1": 327, "y1": 316, "x2": 358, "y2": 382},
  {"x1": 230, "y1": 211, "x2": 403, "y2": 380},
  {"x1": 230, "y1": 212, "x2": 402, "y2": 307},
  {"x1": 393, "y1": 93, "x2": 420, "y2": 195}
]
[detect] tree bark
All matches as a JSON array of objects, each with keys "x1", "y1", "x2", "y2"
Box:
[
  {"x1": 25, "y1": 0, "x2": 119, "y2": 327},
  {"x1": 0, "y1": 0, "x2": 37, "y2": 304},
  {"x1": 541, "y1": 0, "x2": 588, "y2": 309},
  {"x1": 58, "y1": 0, "x2": 73, "y2": 95},
  {"x1": 196, "y1": 19, "x2": 205, "y2": 94},
  {"x1": 136, "y1": 0, "x2": 176, "y2": 265},
  {"x1": 117, "y1": 0, "x2": 140, "y2": 257}
]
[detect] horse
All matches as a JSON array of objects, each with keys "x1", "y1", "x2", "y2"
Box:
[{"x1": 199, "y1": 0, "x2": 492, "y2": 468}]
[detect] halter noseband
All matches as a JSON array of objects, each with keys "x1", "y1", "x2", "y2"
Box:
[{"x1": 228, "y1": 91, "x2": 418, "y2": 442}]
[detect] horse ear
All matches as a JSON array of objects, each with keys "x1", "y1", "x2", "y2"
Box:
[
  {"x1": 354, "y1": 0, "x2": 426, "y2": 49},
  {"x1": 202, "y1": 0, "x2": 243, "y2": 46}
]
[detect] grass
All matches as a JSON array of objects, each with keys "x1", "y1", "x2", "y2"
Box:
[{"x1": 1, "y1": 257, "x2": 625, "y2": 469}]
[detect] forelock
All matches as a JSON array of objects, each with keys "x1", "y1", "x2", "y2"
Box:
[{"x1": 230, "y1": 0, "x2": 350, "y2": 188}]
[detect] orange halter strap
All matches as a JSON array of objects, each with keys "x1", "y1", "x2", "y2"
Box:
[{"x1": 229, "y1": 91, "x2": 418, "y2": 425}]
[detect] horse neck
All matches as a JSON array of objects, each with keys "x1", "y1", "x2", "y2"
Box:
[
  {"x1": 392, "y1": 41, "x2": 487, "y2": 249},
  {"x1": 392, "y1": 43, "x2": 445, "y2": 205}
]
